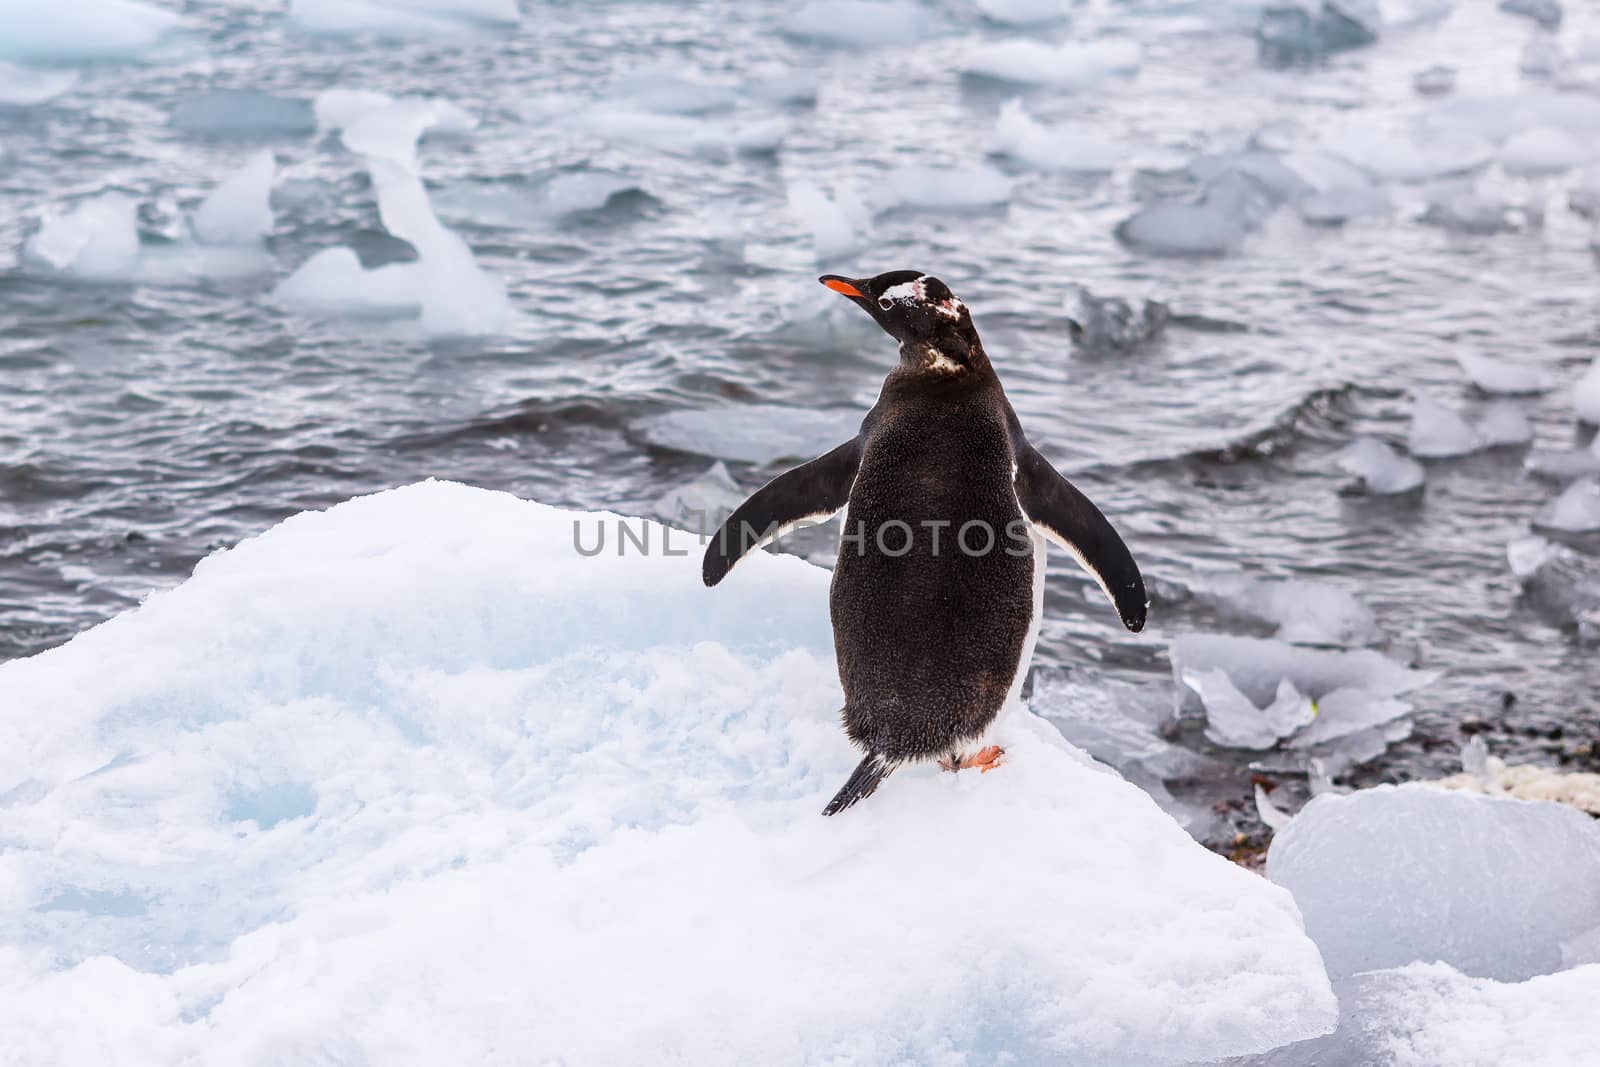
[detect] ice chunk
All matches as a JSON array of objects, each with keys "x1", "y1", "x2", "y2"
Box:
[
  {"x1": 1115, "y1": 171, "x2": 1276, "y2": 257},
  {"x1": 1420, "y1": 185, "x2": 1542, "y2": 234},
  {"x1": 1268, "y1": 785, "x2": 1600, "y2": 980},
  {"x1": 1525, "y1": 437, "x2": 1600, "y2": 481},
  {"x1": 1321, "y1": 122, "x2": 1492, "y2": 182},
  {"x1": 1185, "y1": 669, "x2": 1316, "y2": 749},
  {"x1": 650, "y1": 462, "x2": 746, "y2": 532},
  {"x1": 991, "y1": 99, "x2": 1123, "y2": 173},
  {"x1": 1064, "y1": 284, "x2": 1168, "y2": 355},
  {"x1": 274, "y1": 248, "x2": 423, "y2": 320},
  {"x1": 631, "y1": 405, "x2": 863, "y2": 465},
  {"x1": 1500, "y1": 0, "x2": 1563, "y2": 29},
  {"x1": 1170, "y1": 633, "x2": 1436, "y2": 716},
  {"x1": 1190, "y1": 573, "x2": 1381, "y2": 645},
  {"x1": 288, "y1": 0, "x2": 519, "y2": 36},
  {"x1": 1478, "y1": 402, "x2": 1534, "y2": 447},
  {"x1": 1500, "y1": 126, "x2": 1588, "y2": 176},
  {"x1": 1457, "y1": 352, "x2": 1554, "y2": 394},
  {"x1": 1335, "y1": 437, "x2": 1426, "y2": 495},
  {"x1": 1281, "y1": 149, "x2": 1391, "y2": 224},
  {"x1": 1535, "y1": 478, "x2": 1600, "y2": 533},
  {"x1": 192, "y1": 151, "x2": 275, "y2": 246},
  {"x1": 0, "y1": 62, "x2": 77, "y2": 106},
  {"x1": 1412, "y1": 65, "x2": 1457, "y2": 97},
  {"x1": 1287, "y1": 687, "x2": 1412, "y2": 747},
  {"x1": 881, "y1": 164, "x2": 1013, "y2": 211},
  {"x1": 22, "y1": 192, "x2": 140, "y2": 282},
  {"x1": 786, "y1": 181, "x2": 869, "y2": 262},
  {"x1": 558, "y1": 107, "x2": 786, "y2": 157},
  {"x1": 1520, "y1": 31, "x2": 1565, "y2": 77},
  {"x1": 974, "y1": 0, "x2": 1073, "y2": 24},
  {"x1": 605, "y1": 66, "x2": 741, "y2": 116},
  {"x1": 1257, "y1": 1, "x2": 1379, "y2": 65},
  {"x1": 1570, "y1": 167, "x2": 1600, "y2": 218},
  {"x1": 335, "y1": 96, "x2": 476, "y2": 172},
  {"x1": 0, "y1": 0, "x2": 182, "y2": 61},
  {"x1": 1576, "y1": 356, "x2": 1600, "y2": 424},
  {"x1": 0, "y1": 482, "x2": 1336, "y2": 1064},
  {"x1": 1510, "y1": 534, "x2": 1600, "y2": 634},
  {"x1": 782, "y1": 0, "x2": 933, "y2": 47},
  {"x1": 1408, "y1": 396, "x2": 1483, "y2": 458},
  {"x1": 960, "y1": 38, "x2": 1141, "y2": 88},
  {"x1": 170, "y1": 91, "x2": 317, "y2": 139}
]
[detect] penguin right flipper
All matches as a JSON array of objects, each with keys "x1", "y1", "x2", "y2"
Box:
[
  {"x1": 1011, "y1": 438, "x2": 1148, "y2": 634},
  {"x1": 702, "y1": 438, "x2": 862, "y2": 587}
]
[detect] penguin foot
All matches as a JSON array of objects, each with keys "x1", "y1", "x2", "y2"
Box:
[{"x1": 938, "y1": 745, "x2": 1005, "y2": 773}]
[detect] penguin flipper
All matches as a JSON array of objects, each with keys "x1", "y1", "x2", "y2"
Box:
[
  {"x1": 702, "y1": 438, "x2": 861, "y2": 587},
  {"x1": 822, "y1": 752, "x2": 895, "y2": 816},
  {"x1": 1012, "y1": 440, "x2": 1148, "y2": 633}
]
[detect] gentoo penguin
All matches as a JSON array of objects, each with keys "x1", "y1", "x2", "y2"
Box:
[{"x1": 703, "y1": 270, "x2": 1146, "y2": 815}]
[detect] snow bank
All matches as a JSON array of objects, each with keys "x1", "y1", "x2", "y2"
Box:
[
  {"x1": 0, "y1": 0, "x2": 181, "y2": 61},
  {"x1": 1268, "y1": 785, "x2": 1600, "y2": 981},
  {"x1": 0, "y1": 482, "x2": 1337, "y2": 1064}
]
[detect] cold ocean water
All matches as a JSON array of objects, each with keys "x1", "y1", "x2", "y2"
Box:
[{"x1": 3, "y1": 0, "x2": 1600, "y2": 847}]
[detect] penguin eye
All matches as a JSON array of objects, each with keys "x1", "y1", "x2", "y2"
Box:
[{"x1": 877, "y1": 296, "x2": 894, "y2": 311}]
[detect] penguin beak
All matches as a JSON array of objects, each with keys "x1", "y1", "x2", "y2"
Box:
[{"x1": 819, "y1": 275, "x2": 866, "y2": 300}]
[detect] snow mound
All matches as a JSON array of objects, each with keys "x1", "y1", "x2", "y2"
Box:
[
  {"x1": 0, "y1": 0, "x2": 181, "y2": 61},
  {"x1": 991, "y1": 98, "x2": 1123, "y2": 173},
  {"x1": 1336, "y1": 437, "x2": 1426, "y2": 495},
  {"x1": 631, "y1": 404, "x2": 864, "y2": 465},
  {"x1": 288, "y1": 0, "x2": 519, "y2": 37},
  {"x1": 192, "y1": 150, "x2": 275, "y2": 246},
  {"x1": 1269, "y1": 785, "x2": 1600, "y2": 981},
  {"x1": 0, "y1": 482, "x2": 1337, "y2": 1065},
  {"x1": 1457, "y1": 352, "x2": 1553, "y2": 394},
  {"x1": 961, "y1": 38, "x2": 1142, "y2": 87}
]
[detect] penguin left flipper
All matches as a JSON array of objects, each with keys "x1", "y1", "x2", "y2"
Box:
[
  {"x1": 703, "y1": 438, "x2": 862, "y2": 587},
  {"x1": 1012, "y1": 439, "x2": 1148, "y2": 634}
]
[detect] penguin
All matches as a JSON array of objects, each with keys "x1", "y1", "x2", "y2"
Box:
[{"x1": 703, "y1": 270, "x2": 1146, "y2": 815}]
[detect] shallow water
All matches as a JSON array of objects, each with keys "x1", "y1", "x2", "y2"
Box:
[{"x1": 3, "y1": 0, "x2": 1599, "y2": 842}]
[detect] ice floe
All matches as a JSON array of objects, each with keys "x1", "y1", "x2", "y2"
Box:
[
  {"x1": 1116, "y1": 171, "x2": 1277, "y2": 257},
  {"x1": 786, "y1": 180, "x2": 869, "y2": 261},
  {"x1": 1478, "y1": 401, "x2": 1534, "y2": 447},
  {"x1": 880, "y1": 164, "x2": 1013, "y2": 211},
  {"x1": 960, "y1": 38, "x2": 1142, "y2": 88},
  {"x1": 1320, "y1": 122, "x2": 1492, "y2": 183},
  {"x1": 1187, "y1": 573, "x2": 1381, "y2": 646},
  {"x1": 1456, "y1": 352, "x2": 1554, "y2": 394},
  {"x1": 631, "y1": 404, "x2": 864, "y2": 465},
  {"x1": 192, "y1": 150, "x2": 275, "y2": 246},
  {"x1": 991, "y1": 98, "x2": 1123, "y2": 173},
  {"x1": 1534, "y1": 478, "x2": 1600, "y2": 534},
  {"x1": 1064, "y1": 284, "x2": 1168, "y2": 355},
  {"x1": 649, "y1": 462, "x2": 746, "y2": 531},
  {"x1": 288, "y1": 0, "x2": 519, "y2": 37},
  {"x1": 0, "y1": 62, "x2": 78, "y2": 106},
  {"x1": 1419, "y1": 182, "x2": 1542, "y2": 234},
  {"x1": 1335, "y1": 436, "x2": 1426, "y2": 495},
  {"x1": 1499, "y1": 126, "x2": 1589, "y2": 176},
  {"x1": 0, "y1": 0, "x2": 182, "y2": 61},
  {"x1": 21, "y1": 191, "x2": 141, "y2": 282},
  {"x1": 315, "y1": 90, "x2": 476, "y2": 172},
  {"x1": 1268, "y1": 785, "x2": 1600, "y2": 981},
  {"x1": 1407, "y1": 396, "x2": 1483, "y2": 457},
  {"x1": 781, "y1": 0, "x2": 935, "y2": 47},
  {"x1": 0, "y1": 481, "x2": 1338, "y2": 1064}
]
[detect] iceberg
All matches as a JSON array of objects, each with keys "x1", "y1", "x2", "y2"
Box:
[
  {"x1": 781, "y1": 0, "x2": 935, "y2": 47},
  {"x1": 192, "y1": 150, "x2": 275, "y2": 246},
  {"x1": 0, "y1": 482, "x2": 1336, "y2": 1064},
  {"x1": 1510, "y1": 534, "x2": 1600, "y2": 637},
  {"x1": 1116, "y1": 171, "x2": 1277, "y2": 257},
  {"x1": 1268, "y1": 785, "x2": 1600, "y2": 981},
  {"x1": 0, "y1": 0, "x2": 181, "y2": 61},
  {"x1": 1478, "y1": 401, "x2": 1533, "y2": 447}
]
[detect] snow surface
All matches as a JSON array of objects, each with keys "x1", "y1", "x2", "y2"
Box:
[
  {"x1": 0, "y1": 0, "x2": 181, "y2": 61},
  {"x1": 0, "y1": 482, "x2": 1337, "y2": 1064},
  {"x1": 1268, "y1": 785, "x2": 1600, "y2": 981}
]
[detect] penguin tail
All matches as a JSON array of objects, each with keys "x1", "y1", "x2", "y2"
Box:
[{"x1": 822, "y1": 752, "x2": 896, "y2": 816}]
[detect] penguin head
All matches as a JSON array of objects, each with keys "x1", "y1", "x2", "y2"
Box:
[{"x1": 818, "y1": 270, "x2": 981, "y2": 374}]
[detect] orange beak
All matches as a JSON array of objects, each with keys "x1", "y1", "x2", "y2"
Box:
[{"x1": 820, "y1": 276, "x2": 863, "y2": 298}]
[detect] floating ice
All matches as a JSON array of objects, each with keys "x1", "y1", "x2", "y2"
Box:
[
  {"x1": 1535, "y1": 478, "x2": 1600, "y2": 534},
  {"x1": 1412, "y1": 65, "x2": 1457, "y2": 97},
  {"x1": 1257, "y1": 1, "x2": 1379, "y2": 65},
  {"x1": 1321, "y1": 122, "x2": 1492, "y2": 182},
  {"x1": 1500, "y1": 0, "x2": 1563, "y2": 29},
  {"x1": 1525, "y1": 438, "x2": 1600, "y2": 481},
  {"x1": 555, "y1": 106, "x2": 786, "y2": 157},
  {"x1": 0, "y1": 62, "x2": 78, "y2": 106},
  {"x1": 273, "y1": 248, "x2": 423, "y2": 320},
  {"x1": 1170, "y1": 634, "x2": 1435, "y2": 713},
  {"x1": 1335, "y1": 437, "x2": 1426, "y2": 495},
  {"x1": 1420, "y1": 184, "x2": 1541, "y2": 234},
  {"x1": 1064, "y1": 284, "x2": 1168, "y2": 355},
  {"x1": 325, "y1": 94, "x2": 476, "y2": 172},
  {"x1": 22, "y1": 192, "x2": 141, "y2": 282},
  {"x1": 974, "y1": 0, "x2": 1074, "y2": 24},
  {"x1": 1478, "y1": 401, "x2": 1534, "y2": 447},
  {"x1": 433, "y1": 172, "x2": 651, "y2": 230},
  {"x1": 650, "y1": 462, "x2": 746, "y2": 531},
  {"x1": 288, "y1": 0, "x2": 519, "y2": 36},
  {"x1": 1281, "y1": 149, "x2": 1390, "y2": 225},
  {"x1": 1457, "y1": 352, "x2": 1554, "y2": 394},
  {"x1": 604, "y1": 66, "x2": 741, "y2": 116},
  {"x1": 781, "y1": 0, "x2": 933, "y2": 47},
  {"x1": 0, "y1": 482, "x2": 1337, "y2": 1064},
  {"x1": 991, "y1": 99, "x2": 1123, "y2": 173},
  {"x1": 170, "y1": 91, "x2": 317, "y2": 139},
  {"x1": 1571, "y1": 167, "x2": 1600, "y2": 218},
  {"x1": 1408, "y1": 396, "x2": 1483, "y2": 458},
  {"x1": 1510, "y1": 534, "x2": 1600, "y2": 636},
  {"x1": 1577, "y1": 356, "x2": 1600, "y2": 424},
  {"x1": 1268, "y1": 785, "x2": 1600, "y2": 980},
  {"x1": 1115, "y1": 171, "x2": 1276, "y2": 257},
  {"x1": 1190, "y1": 573, "x2": 1381, "y2": 646},
  {"x1": 1500, "y1": 126, "x2": 1589, "y2": 176},
  {"x1": 192, "y1": 151, "x2": 275, "y2": 246},
  {"x1": 786, "y1": 181, "x2": 869, "y2": 262},
  {"x1": 961, "y1": 38, "x2": 1142, "y2": 88},
  {"x1": 880, "y1": 164, "x2": 1013, "y2": 211},
  {"x1": 1521, "y1": 31, "x2": 1565, "y2": 77},
  {"x1": 0, "y1": 0, "x2": 181, "y2": 61},
  {"x1": 1184, "y1": 669, "x2": 1316, "y2": 750},
  {"x1": 632, "y1": 404, "x2": 864, "y2": 465}
]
